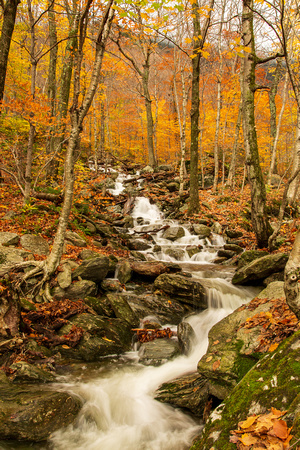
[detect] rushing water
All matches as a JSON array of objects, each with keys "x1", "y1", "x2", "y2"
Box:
[{"x1": 45, "y1": 193, "x2": 257, "y2": 450}]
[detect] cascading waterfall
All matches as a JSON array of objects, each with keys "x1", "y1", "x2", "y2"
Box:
[{"x1": 48, "y1": 177, "x2": 257, "y2": 450}]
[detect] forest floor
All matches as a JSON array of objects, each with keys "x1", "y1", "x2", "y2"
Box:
[{"x1": 0, "y1": 166, "x2": 299, "y2": 266}]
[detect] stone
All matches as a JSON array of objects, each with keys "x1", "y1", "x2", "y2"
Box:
[
  {"x1": 20, "y1": 234, "x2": 50, "y2": 255},
  {"x1": 84, "y1": 296, "x2": 114, "y2": 317},
  {"x1": 166, "y1": 182, "x2": 179, "y2": 192},
  {"x1": 217, "y1": 249, "x2": 236, "y2": 259},
  {"x1": 106, "y1": 293, "x2": 138, "y2": 326},
  {"x1": 225, "y1": 229, "x2": 243, "y2": 239},
  {"x1": 53, "y1": 280, "x2": 97, "y2": 300},
  {"x1": 154, "y1": 273, "x2": 207, "y2": 309},
  {"x1": 177, "y1": 321, "x2": 196, "y2": 355},
  {"x1": 9, "y1": 361, "x2": 56, "y2": 384},
  {"x1": 72, "y1": 256, "x2": 110, "y2": 283},
  {"x1": 127, "y1": 239, "x2": 152, "y2": 251},
  {"x1": 65, "y1": 231, "x2": 87, "y2": 247},
  {"x1": 130, "y1": 260, "x2": 179, "y2": 278},
  {"x1": 193, "y1": 224, "x2": 211, "y2": 238},
  {"x1": 141, "y1": 165, "x2": 154, "y2": 173},
  {"x1": 78, "y1": 249, "x2": 99, "y2": 259},
  {"x1": 186, "y1": 246, "x2": 202, "y2": 258},
  {"x1": 164, "y1": 248, "x2": 185, "y2": 260},
  {"x1": 232, "y1": 252, "x2": 288, "y2": 285},
  {"x1": 223, "y1": 243, "x2": 243, "y2": 254},
  {"x1": 237, "y1": 249, "x2": 269, "y2": 270},
  {"x1": 116, "y1": 260, "x2": 132, "y2": 284},
  {"x1": 162, "y1": 226, "x2": 185, "y2": 241},
  {"x1": 0, "y1": 232, "x2": 19, "y2": 246},
  {"x1": 138, "y1": 339, "x2": 180, "y2": 366},
  {"x1": 0, "y1": 385, "x2": 81, "y2": 441},
  {"x1": 57, "y1": 262, "x2": 72, "y2": 289},
  {"x1": 211, "y1": 222, "x2": 222, "y2": 235},
  {"x1": 101, "y1": 278, "x2": 123, "y2": 292}
]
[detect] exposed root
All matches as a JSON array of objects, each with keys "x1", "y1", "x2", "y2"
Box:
[{"x1": 1, "y1": 260, "x2": 55, "y2": 303}]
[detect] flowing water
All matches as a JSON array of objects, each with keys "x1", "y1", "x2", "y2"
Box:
[
  {"x1": 0, "y1": 179, "x2": 258, "y2": 450},
  {"x1": 47, "y1": 194, "x2": 257, "y2": 450}
]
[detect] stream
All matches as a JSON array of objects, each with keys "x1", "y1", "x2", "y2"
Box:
[
  {"x1": 0, "y1": 175, "x2": 258, "y2": 450},
  {"x1": 47, "y1": 186, "x2": 257, "y2": 450}
]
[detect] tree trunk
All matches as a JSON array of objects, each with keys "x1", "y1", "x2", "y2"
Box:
[
  {"x1": 241, "y1": 0, "x2": 272, "y2": 248},
  {"x1": 189, "y1": 0, "x2": 214, "y2": 214},
  {"x1": 287, "y1": 106, "x2": 300, "y2": 205},
  {"x1": 142, "y1": 67, "x2": 156, "y2": 167},
  {"x1": 227, "y1": 97, "x2": 242, "y2": 187},
  {"x1": 284, "y1": 231, "x2": 300, "y2": 319},
  {"x1": 0, "y1": 0, "x2": 20, "y2": 106}
]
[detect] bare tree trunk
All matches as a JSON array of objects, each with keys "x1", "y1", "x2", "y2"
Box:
[
  {"x1": 0, "y1": 0, "x2": 20, "y2": 107},
  {"x1": 241, "y1": 0, "x2": 272, "y2": 248},
  {"x1": 284, "y1": 231, "x2": 300, "y2": 319},
  {"x1": 287, "y1": 107, "x2": 300, "y2": 205},
  {"x1": 189, "y1": 0, "x2": 214, "y2": 214},
  {"x1": 227, "y1": 97, "x2": 242, "y2": 187}
]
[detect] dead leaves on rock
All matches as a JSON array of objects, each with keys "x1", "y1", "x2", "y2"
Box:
[
  {"x1": 22, "y1": 299, "x2": 89, "y2": 348},
  {"x1": 230, "y1": 408, "x2": 293, "y2": 449},
  {"x1": 132, "y1": 327, "x2": 174, "y2": 343},
  {"x1": 239, "y1": 297, "x2": 299, "y2": 353}
]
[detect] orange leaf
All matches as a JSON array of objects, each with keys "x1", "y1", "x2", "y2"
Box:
[{"x1": 212, "y1": 360, "x2": 221, "y2": 371}]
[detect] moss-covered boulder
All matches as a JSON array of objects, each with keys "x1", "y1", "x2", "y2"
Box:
[
  {"x1": 0, "y1": 383, "x2": 81, "y2": 441},
  {"x1": 191, "y1": 329, "x2": 300, "y2": 449},
  {"x1": 72, "y1": 256, "x2": 110, "y2": 282},
  {"x1": 106, "y1": 293, "x2": 139, "y2": 326},
  {"x1": 232, "y1": 252, "x2": 288, "y2": 285},
  {"x1": 154, "y1": 273, "x2": 207, "y2": 309}
]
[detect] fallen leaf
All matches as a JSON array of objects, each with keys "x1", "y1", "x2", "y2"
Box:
[
  {"x1": 239, "y1": 415, "x2": 257, "y2": 429},
  {"x1": 206, "y1": 356, "x2": 213, "y2": 362},
  {"x1": 212, "y1": 360, "x2": 221, "y2": 371}
]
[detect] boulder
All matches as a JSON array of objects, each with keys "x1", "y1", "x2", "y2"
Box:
[
  {"x1": 237, "y1": 249, "x2": 269, "y2": 270},
  {"x1": 155, "y1": 372, "x2": 208, "y2": 416},
  {"x1": 84, "y1": 296, "x2": 114, "y2": 317},
  {"x1": 57, "y1": 262, "x2": 72, "y2": 289},
  {"x1": 0, "y1": 232, "x2": 19, "y2": 246},
  {"x1": 186, "y1": 246, "x2": 202, "y2": 258},
  {"x1": 232, "y1": 252, "x2": 288, "y2": 285},
  {"x1": 223, "y1": 243, "x2": 243, "y2": 254},
  {"x1": 65, "y1": 230, "x2": 87, "y2": 247},
  {"x1": 177, "y1": 321, "x2": 196, "y2": 355},
  {"x1": 138, "y1": 339, "x2": 180, "y2": 366},
  {"x1": 162, "y1": 226, "x2": 185, "y2": 241},
  {"x1": 211, "y1": 222, "x2": 222, "y2": 235},
  {"x1": 56, "y1": 313, "x2": 133, "y2": 360},
  {"x1": 0, "y1": 384, "x2": 81, "y2": 441},
  {"x1": 20, "y1": 234, "x2": 50, "y2": 256},
  {"x1": 106, "y1": 293, "x2": 138, "y2": 326},
  {"x1": 225, "y1": 229, "x2": 243, "y2": 239},
  {"x1": 193, "y1": 329, "x2": 300, "y2": 449},
  {"x1": 127, "y1": 239, "x2": 152, "y2": 251},
  {"x1": 53, "y1": 280, "x2": 97, "y2": 300},
  {"x1": 116, "y1": 260, "x2": 132, "y2": 284},
  {"x1": 130, "y1": 260, "x2": 180, "y2": 278},
  {"x1": 192, "y1": 224, "x2": 211, "y2": 239},
  {"x1": 164, "y1": 248, "x2": 185, "y2": 260},
  {"x1": 166, "y1": 182, "x2": 179, "y2": 192},
  {"x1": 124, "y1": 291, "x2": 188, "y2": 325},
  {"x1": 101, "y1": 278, "x2": 123, "y2": 292},
  {"x1": 9, "y1": 361, "x2": 56, "y2": 384},
  {"x1": 154, "y1": 273, "x2": 207, "y2": 309},
  {"x1": 72, "y1": 256, "x2": 110, "y2": 283}
]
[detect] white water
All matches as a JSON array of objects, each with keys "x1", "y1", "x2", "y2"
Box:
[{"x1": 49, "y1": 186, "x2": 256, "y2": 450}]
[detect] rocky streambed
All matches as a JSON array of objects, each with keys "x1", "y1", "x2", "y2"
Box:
[{"x1": 0, "y1": 180, "x2": 298, "y2": 449}]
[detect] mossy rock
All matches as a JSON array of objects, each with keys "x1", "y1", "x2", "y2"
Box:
[{"x1": 190, "y1": 330, "x2": 300, "y2": 449}]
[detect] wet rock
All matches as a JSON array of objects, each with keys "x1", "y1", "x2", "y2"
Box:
[
  {"x1": 72, "y1": 256, "x2": 109, "y2": 283},
  {"x1": 162, "y1": 226, "x2": 185, "y2": 241},
  {"x1": 193, "y1": 224, "x2": 211, "y2": 238},
  {"x1": 130, "y1": 251, "x2": 147, "y2": 261},
  {"x1": 65, "y1": 230, "x2": 87, "y2": 247},
  {"x1": 186, "y1": 246, "x2": 202, "y2": 258},
  {"x1": 155, "y1": 372, "x2": 208, "y2": 416},
  {"x1": 177, "y1": 321, "x2": 196, "y2": 355},
  {"x1": 0, "y1": 232, "x2": 19, "y2": 246},
  {"x1": 195, "y1": 329, "x2": 300, "y2": 450},
  {"x1": 217, "y1": 249, "x2": 236, "y2": 259},
  {"x1": 116, "y1": 260, "x2": 132, "y2": 284},
  {"x1": 130, "y1": 260, "x2": 177, "y2": 278},
  {"x1": 237, "y1": 249, "x2": 269, "y2": 270},
  {"x1": 20, "y1": 234, "x2": 50, "y2": 255},
  {"x1": 53, "y1": 279, "x2": 97, "y2": 300},
  {"x1": 101, "y1": 278, "x2": 123, "y2": 292},
  {"x1": 9, "y1": 361, "x2": 56, "y2": 384},
  {"x1": 164, "y1": 248, "x2": 185, "y2": 260},
  {"x1": 124, "y1": 291, "x2": 188, "y2": 324},
  {"x1": 138, "y1": 339, "x2": 180, "y2": 366},
  {"x1": 154, "y1": 273, "x2": 207, "y2": 309},
  {"x1": 0, "y1": 384, "x2": 81, "y2": 441},
  {"x1": 56, "y1": 313, "x2": 133, "y2": 360},
  {"x1": 84, "y1": 296, "x2": 114, "y2": 317},
  {"x1": 127, "y1": 238, "x2": 152, "y2": 251},
  {"x1": 232, "y1": 252, "x2": 288, "y2": 285},
  {"x1": 106, "y1": 293, "x2": 138, "y2": 326}
]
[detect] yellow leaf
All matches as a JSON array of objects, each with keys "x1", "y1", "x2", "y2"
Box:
[
  {"x1": 206, "y1": 356, "x2": 213, "y2": 362},
  {"x1": 239, "y1": 415, "x2": 257, "y2": 429},
  {"x1": 268, "y1": 342, "x2": 279, "y2": 352},
  {"x1": 103, "y1": 337, "x2": 113, "y2": 342},
  {"x1": 62, "y1": 345, "x2": 70, "y2": 349}
]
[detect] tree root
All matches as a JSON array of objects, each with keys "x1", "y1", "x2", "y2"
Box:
[{"x1": 1, "y1": 260, "x2": 54, "y2": 303}]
